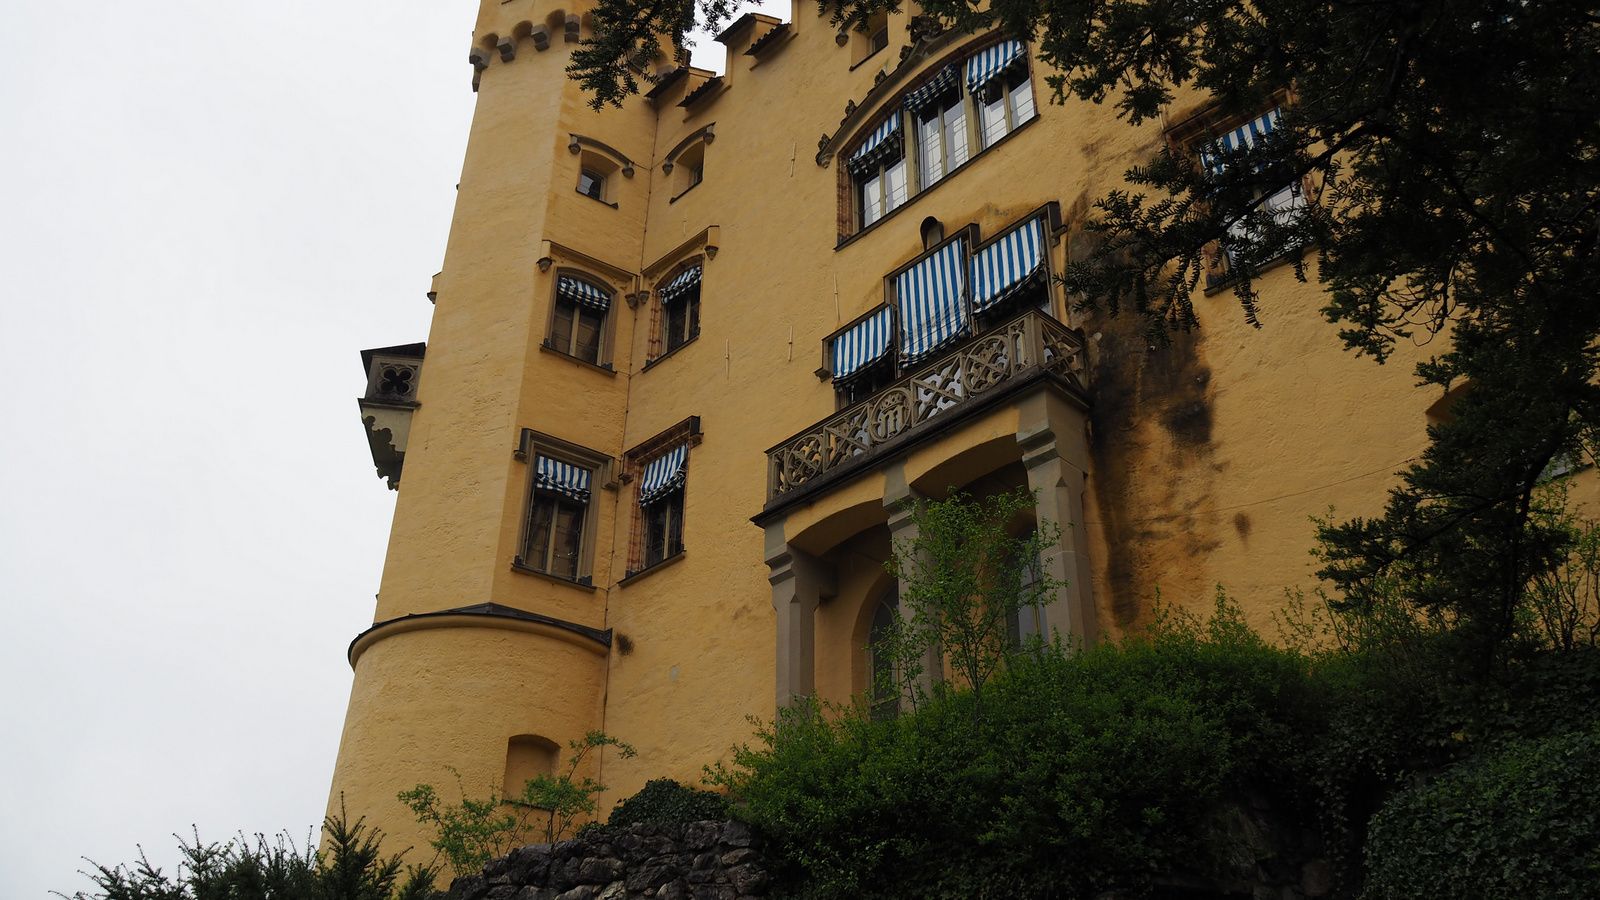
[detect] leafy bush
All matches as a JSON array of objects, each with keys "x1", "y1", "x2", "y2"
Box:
[
  {"x1": 400, "y1": 731, "x2": 634, "y2": 876},
  {"x1": 606, "y1": 779, "x2": 729, "y2": 827},
  {"x1": 709, "y1": 598, "x2": 1321, "y2": 900},
  {"x1": 59, "y1": 804, "x2": 435, "y2": 900},
  {"x1": 1364, "y1": 724, "x2": 1600, "y2": 899}
]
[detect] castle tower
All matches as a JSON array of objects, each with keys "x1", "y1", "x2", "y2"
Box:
[
  {"x1": 328, "y1": 0, "x2": 656, "y2": 854},
  {"x1": 331, "y1": 0, "x2": 1437, "y2": 860}
]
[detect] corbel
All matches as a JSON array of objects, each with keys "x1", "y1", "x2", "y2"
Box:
[
  {"x1": 564, "y1": 14, "x2": 580, "y2": 42},
  {"x1": 538, "y1": 240, "x2": 553, "y2": 272},
  {"x1": 662, "y1": 125, "x2": 716, "y2": 175},
  {"x1": 469, "y1": 47, "x2": 490, "y2": 71},
  {"x1": 531, "y1": 25, "x2": 551, "y2": 51},
  {"x1": 567, "y1": 135, "x2": 637, "y2": 178},
  {"x1": 497, "y1": 35, "x2": 517, "y2": 62}
]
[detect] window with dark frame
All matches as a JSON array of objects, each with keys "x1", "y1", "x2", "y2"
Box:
[
  {"x1": 524, "y1": 488, "x2": 586, "y2": 579},
  {"x1": 664, "y1": 282, "x2": 700, "y2": 352},
  {"x1": 629, "y1": 437, "x2": 692, "y2": 576},
  {"x1": 577, "y1": 168, "x2": 605, "y2": 201},
  {"x1": 549, "y1": 275, "x2": 610, "y2": 365},
  {"x1": 517, "y1": 452, "x2": 595, "y2": 582},
  {"x1": 644, "y1": 489, "x2": 685, "y2": 567}
]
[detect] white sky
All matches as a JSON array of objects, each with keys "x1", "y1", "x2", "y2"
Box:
[{"x1": 0, "y1": 1, "x2": 774, "y2": 896}]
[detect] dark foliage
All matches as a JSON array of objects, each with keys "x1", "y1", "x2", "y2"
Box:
[
  {"x1": 605, "y1": 778, "x2": 731, "y2": 827},
  {"x1": 708, "y1": 599, "x2": 1327, "y2": 899},
  {"x1": 58, "y1": 807, "x2": 436, "y2": 900},
  {"x1": 1364, "y1": 724, "x2": 1600, "y2": 899}
]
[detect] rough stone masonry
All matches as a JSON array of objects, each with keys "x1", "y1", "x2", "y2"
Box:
[{"x1": 436, "y1": 821, "x2": 770, "y2": 900}]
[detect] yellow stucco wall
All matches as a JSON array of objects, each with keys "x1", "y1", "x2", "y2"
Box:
[{"x1": 327, "y1": 0, "x2": 1482, "y2": 856}]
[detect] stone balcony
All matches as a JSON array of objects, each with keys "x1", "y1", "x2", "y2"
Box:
[{"x1": 762, "y1": 309, "x2": 1088, "y2": 510}]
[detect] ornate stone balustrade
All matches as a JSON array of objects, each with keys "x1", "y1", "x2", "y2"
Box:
[{"x1": 765, "y1": 310, "x2": 1088, "y2": 505}]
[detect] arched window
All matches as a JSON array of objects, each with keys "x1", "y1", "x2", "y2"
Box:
[
  {"x1": 503, "y1": 734, "x2": 558, "y2": 799},
  {"x1": 868, "y1": 586, "x2": 900, "y2": 720}
]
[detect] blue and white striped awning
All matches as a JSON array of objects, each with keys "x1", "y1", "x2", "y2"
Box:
[
  {"x1": 846, "y1": 115, "x2": 904, "y2": 176},
  {"x1": 971, "y1": 217, "x2": 1045, "y2": 314},
  {"x1": 832, "y1": 307, "x2": 894, "y2": 381},
  {"x1": 658, "y1": 266, "x2": 702, "y2": 304},
  {"x1": 897, "y1": 240, "x2": 968, "y2": 366},
  {"x1": 535, "y1": 455, "x2": 591, "y2": 501},
  {"x1": 557, "y1": 275, "x2": 611, "y2": 311},
  {"x1": 903, "y1": 63, "x2": 959, "y2": 113},
  {"x1": 1198, "y1": 108, "x2": 1282, "y2": 177},
  {"x1": 637, "y1": 444, "x2": 687, "y2": 506},
  {"x1": 966, "y1": 40, "x2": 1026, "y2": 94}
]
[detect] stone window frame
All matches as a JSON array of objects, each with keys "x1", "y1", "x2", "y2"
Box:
[
  {"x1": 543, "y1": 267, "x2": 619, "y2": 370},
  {"x1": 512, "y1": 429, "x2": 616, "y2": 588}
]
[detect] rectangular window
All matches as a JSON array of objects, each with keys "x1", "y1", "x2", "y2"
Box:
[
  {"x1": 655, "y1": 265, "x2": 703, "y2": 357},
  {"x1": 665, "y1": 284, "x2": 700, "y2": 351},
  {"x1": 644, "y1": 490, "x2": 684, "y2": 567},
  {"x1": 524, "y1": 491, "x2": 586, "y2": 579},
  {"x1": 1195, "y1": 107, "x2": 1308, "y2": 270},
  {"x1": 626, "y1": 429, "x2": 696, "y2": 578},
  {"x1": 514, "y1": 437, "x2": 610, "y2": 586},
  {"x1": 917, "y1": 97, "x2": 968, "y2": 189},
  {"x1": 548, "y1": 275, "x2": 611, "y2": 366}
]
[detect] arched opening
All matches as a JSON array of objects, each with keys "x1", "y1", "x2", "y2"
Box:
[
  {"x1": 920, "y1": 216, "x2": 945, "y2": 249},
  {"x1": 503, "y1": 734, "x2": 559, "y2": 799},
  {"x1": 867, "y1": 584, "x2": 900, "y2": 720}
]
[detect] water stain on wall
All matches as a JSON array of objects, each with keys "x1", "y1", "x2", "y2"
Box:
[{"x1": 1083, "y1": 310, "x2": 1221, "y2": 628}]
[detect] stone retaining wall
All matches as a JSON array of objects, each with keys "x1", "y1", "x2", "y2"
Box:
[{"x1": 441, "y1": 821, "x2": 769, "y2": 900}]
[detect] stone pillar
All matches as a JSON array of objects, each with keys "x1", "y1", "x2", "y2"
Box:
[
  {"x1": 764, "y1": 523, "x2": 833, "y2": 708},
  {"x1": 882, "y1": 463, "x2": 942, "y2": 692},
  {"x1": 1017, "y1": 388, "x2": 1098, "y2": 646}
]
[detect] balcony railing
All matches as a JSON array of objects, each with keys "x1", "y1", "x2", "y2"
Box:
[{"x1": 765, "y1": 309, "x2": 1088, "y2": 505}]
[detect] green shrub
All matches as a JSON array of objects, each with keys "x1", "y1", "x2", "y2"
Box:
[
  {"x1": 606, "y1": 779, "x2": 729, "y2": 827},
  {"x1": 60, "y1": 804, "x2": 436, "y2": 900},
  {"x1": 709, "y1": 597, "x2": 1321, "y2": 900},
  {"x1": 1364, "y1": 724, "x2": 1600, "y2": 899}
]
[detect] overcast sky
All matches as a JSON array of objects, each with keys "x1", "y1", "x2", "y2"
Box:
[{"x1": 0, "y1": 2, "x2": 759, "y2": 897}]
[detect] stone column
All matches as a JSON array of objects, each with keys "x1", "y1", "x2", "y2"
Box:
[
  {"x1": 764, "y1": 523, "x2": 833, "y2": 708},
  {"x1": 882, "y1": 462, "x2": 942, "y2": 692},
  {"x1": 1016, "y1": 388, "x2": 1098, "y2": 646}
]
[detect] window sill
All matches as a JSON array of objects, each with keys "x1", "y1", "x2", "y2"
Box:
[
  {"x1": 576, "y1": 189, "x2": 619, "y2": 209},
  {"x1": 836, "y1": 113, "x2": 1041, "y2": 252},
  {"x1": 668, "y1": 182, "x2": 701, "y2": 204},
  {"x1": 849, "y1": 44, "x2": 888, "y2": 73},
  {"x1": 510, "y1": 561, "x2": 600, "y2": 590},
  {"x1": 641, "y1": 332, "x2": 700, "y2": 372},
  {"x1": 539, "y1": 340, "x2": 617, "y2": 374},
  {"x1": 621, "y1": 549, "x2": 686, "y2": 586}
]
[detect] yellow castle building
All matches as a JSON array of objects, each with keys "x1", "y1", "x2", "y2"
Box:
[{"x1": 330, "y1": 0, "x2": 1439, "y2": 855}]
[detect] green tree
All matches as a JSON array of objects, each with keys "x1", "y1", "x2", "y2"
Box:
[
  {"x1": 881, "y1": 487, "x2": 1064, "y2": 713},
  {"x1": 400, "y1": 731, "x2": 636, "y2": 877},
  {"x1": 567, "y1": 0, "x2": 1600, "y2": 674}
]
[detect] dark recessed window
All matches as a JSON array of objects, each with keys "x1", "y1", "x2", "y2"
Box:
[
  {"x1": 550, "y1": 275, "x2": 611, "y2": 365},
  {"x1": 578, "y1": 168, "x2": 605, "y2": 201}
]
